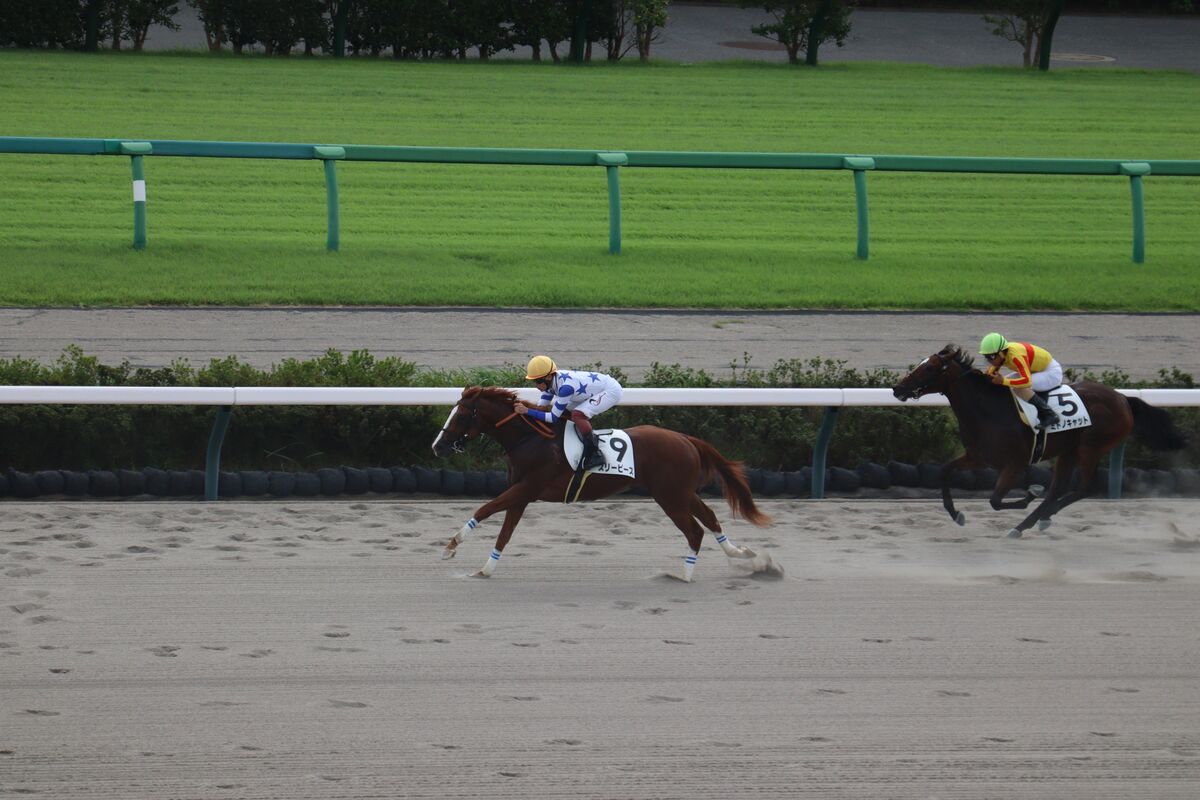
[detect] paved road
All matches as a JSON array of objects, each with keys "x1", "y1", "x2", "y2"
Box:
[
  {"x1": 2, "y1": 307, "x2": 1194, "y2": 382},
  {"x1": 144, "y1": 4, "x2": 1200, "y2": 72}
]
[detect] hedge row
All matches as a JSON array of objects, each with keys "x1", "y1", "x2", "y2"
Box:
[
  {"x1": 1, "y1": 348, "x2": 1197, "y2": 476},
  {"x1": 5, "y1": 461, "x2": 1199, "y2": 499}
]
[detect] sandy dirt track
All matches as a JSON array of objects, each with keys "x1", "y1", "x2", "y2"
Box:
[{"x1": 3, "y1": 498, "x2": 1199, "y2": 799}]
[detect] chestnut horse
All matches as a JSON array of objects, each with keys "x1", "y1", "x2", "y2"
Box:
[
  {"x1": 431, "y1": 386, "x2": 776, "y2": 580},
  {"x1": 893, "y1": 345, "x2": 1187, "y2": 538}
]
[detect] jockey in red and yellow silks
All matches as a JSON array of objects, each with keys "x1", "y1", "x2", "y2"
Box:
[{"x1": 979, "y1": 333, "x2": 1063, "y2": 428}]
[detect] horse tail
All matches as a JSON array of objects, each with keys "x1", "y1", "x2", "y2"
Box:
[
  {"x1": 1128, "y1": 397, "x2": 1188, "y2": 451},
  {"x1": 686, "y1": 436, "x2": 772, "y2": 528}
]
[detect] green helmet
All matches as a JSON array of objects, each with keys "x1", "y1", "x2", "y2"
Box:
[{"x1": 979, "y1": 332, "x2": 1008, "y2": 355}]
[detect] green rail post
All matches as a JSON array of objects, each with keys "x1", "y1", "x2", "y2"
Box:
[
  {"x1": 1107, "y1": 439, "x2": 1126, "y2": 500},
  {"x1": 1120, "y1": 162, "x2": 1150, "y2": 264},
  {"x1": 597, "y1": 153, "x2": 628, "y2": 254},
  {"x1": 205, "y1": 406, "x2": 233, "y2": 501},
  {"x1": 120, "y1": 142, "x2": 152, "y2": 249},
  {"x1": 315, "y1": 146, "x2": 346, "y2": 252},
  {"x1": 843, "y1": 157, "x2": 875, "y2": 260},
  {"x1": 811, "y1": 407, "x2": 840, "y2": 499}
]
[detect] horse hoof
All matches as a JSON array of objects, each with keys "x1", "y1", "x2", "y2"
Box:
[
  {"x1": 440, "y1": 548, "x2": 457, "y2": 560},
  {"x1": 1029, "y1": 484, "x2": 1045, "y2": 498},
  {"x1": 1007, "y1": 528, "x2": 1024, "y2": 539},
  {"x1": 954, "y1": 511, "x2": 966, "y2": 526},
  {"x1": 1038, "y1": 518, "x2": 1052, "y2": 532},
  {"x1": 732, "y1": 547, "x2": 757, "y2": 560},
  {"x1": 663, "y1": 571, "x2": 692, "y2": 583},
  {"x1": 469, "y1": 570, "x2": 489, "y2": 579}
]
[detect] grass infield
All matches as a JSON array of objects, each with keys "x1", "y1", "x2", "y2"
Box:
[{"x1": 1, "y1": 50, "x2": 1197, "y2": 309}]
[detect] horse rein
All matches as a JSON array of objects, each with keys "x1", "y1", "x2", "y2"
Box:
[{"x1": 495, "y1": 410, "x2": 556, "y2": 440}]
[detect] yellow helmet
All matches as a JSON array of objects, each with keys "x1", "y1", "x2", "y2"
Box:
[{"x1": 525, "y1": 355, "x2": 557, "y2": 380}]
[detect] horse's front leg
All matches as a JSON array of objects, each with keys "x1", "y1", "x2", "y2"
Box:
[
  {"x1": 473, "y1": 503, "x2": 529, "y2": 578},
  {"x1": 442, "y1": 483, "x2": 535, "y2": 560},
  {"x1": 988, "y1": 464, "x2": 1042, "y2": 511},
  {"x1": 940, "y1": 454, "x2": 978, "y2": 525}
]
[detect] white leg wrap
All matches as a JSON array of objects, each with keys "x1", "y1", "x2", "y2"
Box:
[
  {"x1": 714, "y1": 533, "x2": 739, "y2": 557},
  {"x1": 682, "y1": 549, "x2": 698, "y2": 582},
  {"x1": 455, "y1": 517, "x2": 478, "y2": 544},
  {"x1": 479, "y1": 548, "x2": 501, "y2": 577}
]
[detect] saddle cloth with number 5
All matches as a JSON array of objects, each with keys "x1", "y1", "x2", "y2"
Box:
[
  {"x1": 1013, "y1": 385, "x2": 1093, "y2": 433},
  {"x1": 564, "y1": 422, "x2": 636, "y2": 477}
]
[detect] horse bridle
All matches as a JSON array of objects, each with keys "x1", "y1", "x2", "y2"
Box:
[
  {"x1": 438, "y1": 402, "x2": 479, "y2": 454},
  {"x1": 897, "y1": 353, "x2": 969, "y2": 400}
]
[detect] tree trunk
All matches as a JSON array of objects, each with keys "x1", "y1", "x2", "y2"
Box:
[
  {"x1": 1038, "y1": 0, "x2": 1065, "y2": 71},
  {"x1": 549, "y1": 41, "x2": 560, "y2": 62},
  {"x1": 1022, "y1": 23, "x2": 1033, "y2": 67},
  {"x1": 806, "y1": 0, "x2": 833, "y2": 66},
  {"x1": 333, "y1": 0, "x2": 349, "y2": 58},
  {"x1": 84, "y1": 0, "x2": 101, "y2": 51},
  {"x1": 531, "y1": 41, "x2": 541, "y2": 61}
]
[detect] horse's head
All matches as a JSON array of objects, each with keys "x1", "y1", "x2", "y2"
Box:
[
  {"x1": 892, "y1": 345, "x2": 976, "y2": 401},
  {"x1": 431, "y1": 386, "x2": 519, "y2": 457}
]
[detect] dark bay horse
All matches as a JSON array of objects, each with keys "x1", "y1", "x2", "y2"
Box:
[
  {"x1": 431, "y1": 386, "x2": 778, "y2": 580},
  {"x1": 893, "y1": 345, "x2": 1187, "y2": 538}
]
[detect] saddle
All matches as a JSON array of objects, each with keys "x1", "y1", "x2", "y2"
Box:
[
  {"x1": 562, "y1": 422, "x2": 636, "y2": 503},
  {"x1": 1010, "y1": 385, "x2": 1092, "y2": 464}
]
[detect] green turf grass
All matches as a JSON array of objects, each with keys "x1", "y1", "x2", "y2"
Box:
[{"x1": 1, "y1": 51, "x2": 1197, "y2": 309}]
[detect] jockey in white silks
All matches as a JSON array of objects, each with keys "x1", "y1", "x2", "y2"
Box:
[{"x1": 513, "y1": 355, "x2": 623, "y2": 472}]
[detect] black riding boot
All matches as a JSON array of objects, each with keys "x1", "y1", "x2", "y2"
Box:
[
  {"x1": 580, "y1": 433, "x2": 605, "y2": 470},
  {"x1": 1030, "y1": 393, "x2": 1060, "y2": 428}
]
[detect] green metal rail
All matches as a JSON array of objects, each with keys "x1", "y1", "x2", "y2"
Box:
[{"x1": 3, "y1": 136, "x2": 1198, "y2": 260}]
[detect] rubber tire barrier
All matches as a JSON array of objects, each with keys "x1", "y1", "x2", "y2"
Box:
[
  {"x1": 341, "y1": 467, "x2": 369, "y2": 495},
  {"x1": 8, "y1": 470, "x2": 38, "y2": 498},
  {"x1": 366, "y1": 467, "x2": 393, "y2": 493},
  {"x1": 88, "y1": 470, "x2": 119, "y2": 497},
  {"x1": 1148, "y1": 469, "x2": 1176, "y2": 494},
  {"x1": 218, "y1": 471, "x2": 242, "y2": 498},
  {"x1": 760, "y1": 470, "x2": 786, "y2": 496},
  {"x1": 783, "y1": 469, "x2": 809, "y2": 496},
  {"x1": 949, "y1": 469, "x2": 975, "y2": 491},
  {"x1": 485, "y1": 470, "x2": 508, "y2": 496},
  {"x1": 744, "y1": 468, "x2": 765, "y2": 494},
  {"x1": 293, "y1": 472, "x2": 321, "y2": 497},
  {"x1": 143, "y1": 468, "x2": 169, "y2": 496},
  {"x1": 240, "y1": 470, "x2": 269, "y2": 496},
  {"x1": 268, "y1": 471, "x2": 296, "y2": 497},
  {"x1": 0, "y1": 473, "x2": 7, "y2": 497},
  {"x1": 116, "y1": 468, "x2": 145, "y2": 496},
  {"x1": 167, "y1": 470, "x2": 193, "y2": 497},
  {"x1": 887, "y1": 461, "x2": 920, "y2": 488},
  {"x1": 316, "y1": 467, "x2": 345, "y2": 496},
  {"x1": 857, "y1": 462, "x2": 891, "y2": 490},
  {"x1": 413, "y1": 465, "x2": 441, "y2": 493},
  {"x1": 35, "y1": 470, "x2": 65, "y2": 495},
  {"x1": 463, "y1": 470, "x2": 487, "y2": 496},
  {"x1": 1025, "y1": 465, "x2": 1053, "y2": 489},
  {"x1": 440, "y1": 469, "x2": 465, "y2": 496},
  {"x1": 917, "y1": 463, "x2": 943, "y2": 490},
  {"x1": 62, "y1": 471, "x2": 89, "y2": 496},
  {"x1": 391, "y1": 467, "x2": 417, "y2": 493},
  {"x1": 1123, "y1": 467, "x2": 1150, "y2": 494},
  {"x1": 1175, "y1": 468, "x2": 1200, "y2": 496},
  {"x1": 828, "y1": 466, "x2": 861, "y2": 493}
]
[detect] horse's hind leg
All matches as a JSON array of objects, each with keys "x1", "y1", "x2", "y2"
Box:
[
  {"x1": 1013, "y1": 449, "x2": 1102, "y2": 538},
  {"x1": 689, "y1": 495, "x2": 755, "y2": 560},
  {"x1": 989, "y1": 464, "x2": 1042, "y2": 511},
  {"x1": 1032, "y1": 453, "x2": 1077, "y2": 533}
]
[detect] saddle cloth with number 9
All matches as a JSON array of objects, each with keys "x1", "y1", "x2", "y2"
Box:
[
  {"x1": 564, "y1": 422, "x2": 636, "y2": 477},
  {"x1": 1013, "y1": 385, "x2": 1093, "y2": 433}
]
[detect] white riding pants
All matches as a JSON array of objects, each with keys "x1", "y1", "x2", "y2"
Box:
[
  {"x1": 575, "y1": 387, "x2": 622, "y2": 418},
  {"x1": 1029, "y1": 359, "x2": 1063, "y2": 392}
]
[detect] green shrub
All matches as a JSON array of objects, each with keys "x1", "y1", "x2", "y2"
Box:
[{"x1": 0, "y1": 347, "x2": 1194, "y2": 473}]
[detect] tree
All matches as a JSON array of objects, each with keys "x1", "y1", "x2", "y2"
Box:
[
  {"x1": 631, "y1": 0, "x2": 667, "y2": 62},
  {"x1": 982, "y1": 0, "x2": 1065, "y2": 69},
  {"x1": 508, "y1": 0, "x2": 572, "y2": 62},
  {"x1": 118, "y1": 1, "x2": 181, "y2": 51},
  {"x1": 186, "y1": 0, "x2": 227, "y2": 50},
  {"x1": 738, "y1": 1, "x2": 852, "y2": 66}
]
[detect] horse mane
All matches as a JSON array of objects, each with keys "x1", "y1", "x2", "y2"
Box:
[
  {"x1": 940, "y1": 344, "x2": 977, "y2": 373},
  {"x1": 463, "y1": 385, "x2": 519, "y2": 405}
]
